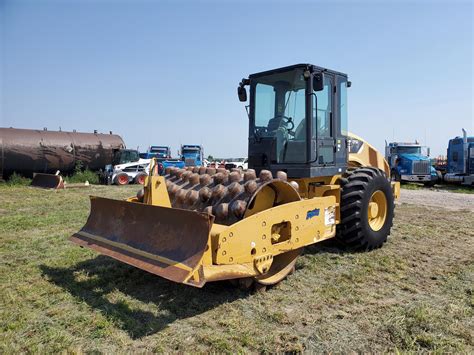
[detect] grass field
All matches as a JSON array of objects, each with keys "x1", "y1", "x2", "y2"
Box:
[{"x1": 1, "y1": 184, "x2": 473, "y2": 352}]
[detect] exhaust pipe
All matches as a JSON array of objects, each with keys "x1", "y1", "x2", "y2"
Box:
[{"x1": 462, "y1": 128, "x2": 468, "y2": 174}]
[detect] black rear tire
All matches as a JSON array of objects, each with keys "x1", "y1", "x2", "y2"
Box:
[{"x1": 337, "y1": 167, "x2": 395, "y2": 251}]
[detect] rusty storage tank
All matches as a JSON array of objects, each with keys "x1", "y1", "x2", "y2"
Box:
[{"x1": 0, "y1": 127, "x2": 125, "y2": 178}]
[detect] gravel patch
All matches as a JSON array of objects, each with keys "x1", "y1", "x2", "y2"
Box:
[{"x1": 399, "y1": 189, "x2": 474, "y2": 211}]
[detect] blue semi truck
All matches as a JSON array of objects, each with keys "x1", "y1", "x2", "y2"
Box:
[
  {"x1": 180, "y1": 144, "x2": 204, "y2": 167},
  {"x1": 140, "y1": 146, "x2": 172, "y2": 159},
  {"x1": 443, "y1": 129, "x2": 474, "y2": 186},
  {"x1": 385, "y1": 141, "x2": 438, "y2": 186},
  {"x1": 139, "y1": 144, "x2": 204, "y2": 175},
  {"x1": 140, "y1": 146, "x2": 185, "y2": 174}
]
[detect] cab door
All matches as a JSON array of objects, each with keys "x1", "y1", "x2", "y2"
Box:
[{"x1": 313, "y1": 75, "x2": 335, "y2": 165}]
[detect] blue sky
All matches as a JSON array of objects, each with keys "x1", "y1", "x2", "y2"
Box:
[{"x1": 1, "y1": 0, "x2": 472, "y2": 158}]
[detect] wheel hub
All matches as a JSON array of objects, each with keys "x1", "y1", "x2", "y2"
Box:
[
  {"x1": 368, "y1": 201, "x2": 379, "y2": 218},
  {"x1": 368, "y1": 190, "x2": 387, "y2": 231}
]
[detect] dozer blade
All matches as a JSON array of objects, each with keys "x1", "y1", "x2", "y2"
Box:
[
  {"x1": 31, "y1": 173, "x2": 64, "y2": 189},
  {"x1": 71, "y1": 197, "x2": 214, "y2": 287}
]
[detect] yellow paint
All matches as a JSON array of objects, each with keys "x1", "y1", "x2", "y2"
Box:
[
  {"x1": 244, "y1": 185, "x2": 276, "y2": 217},
  {"x1": 203, "y1": 263, "x2": 256, "y2": 281},
  {"x1": 213, "y1": 196, "x2": 336, "y2": 265},
  {"x1": 143, "y1": 174, "x2": 171, "y2": 207},
  {"x1": 391, "y1": 181, "x2": 400, "y2": 200},
  {"x1": 348, "y1": 132, "x2": 391, "y2": 176},
  {"x1": 368, "y1": 190, "x2": 387, "y2": 231}
]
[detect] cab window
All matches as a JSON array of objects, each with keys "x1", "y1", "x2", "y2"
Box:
[{"x1": 312, "y1": 77, "x2": 332, "y2": 138}]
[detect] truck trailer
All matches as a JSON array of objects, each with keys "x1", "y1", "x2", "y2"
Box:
[{"x1": 443, "y1": 129, "x2": 474, "y2": 186}]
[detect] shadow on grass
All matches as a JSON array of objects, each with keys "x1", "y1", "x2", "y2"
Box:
[
  {"x1": 303, "y1": 238, "x2": 346, "y2": 256},
  {"x1": 40, "y1": 256, "x2": 248, "y2": 339}
]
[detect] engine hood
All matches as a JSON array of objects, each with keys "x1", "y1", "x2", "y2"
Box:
[{"x1": 399, "y1": 153, "x2": 430, "y2": 162}]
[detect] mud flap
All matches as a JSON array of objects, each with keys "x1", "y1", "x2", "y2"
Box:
[
  {"x1": 71, "y1": 197, "x2": 214, "y2": 287},
  {"x1": 31, "y1": 173, "x2": 64, "y2": 189}
]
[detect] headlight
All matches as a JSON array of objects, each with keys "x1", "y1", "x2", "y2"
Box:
[{"x1": 348, "y1": 138, "x2": 363, "y2": 154}]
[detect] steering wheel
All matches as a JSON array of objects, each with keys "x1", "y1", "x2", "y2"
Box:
[
  {"x1": 263, "y1": 116, "x2": 295, "y2": 137},
  {"x1": 282, "y1": 116, "x2": 295, "y2": 131}
]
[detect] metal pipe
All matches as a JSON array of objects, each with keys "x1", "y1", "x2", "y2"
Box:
[{"x1": 462, "y1": 128, "x2": 468, "y2": 174}]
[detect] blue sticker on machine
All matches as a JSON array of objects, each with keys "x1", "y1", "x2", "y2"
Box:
[{"x1": 306, "y1": 208, "x2": 320, "y2": 220}]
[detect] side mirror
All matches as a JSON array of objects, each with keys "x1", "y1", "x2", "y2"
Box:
[
  {"x1": 427, "y1": 147, "x2": 431, "y2": 157},
  {"x1": 313, "y1": 73, "x2": 324, "y2": 92},
  {"x1": 238, "y1": 86, "x2": 247, "y2": 102}
]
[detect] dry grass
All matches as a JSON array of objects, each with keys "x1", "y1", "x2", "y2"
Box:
[{"x1": 0, "y1": 184, "x2": 473, "y2": 352}]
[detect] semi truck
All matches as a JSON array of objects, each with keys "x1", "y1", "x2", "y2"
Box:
[
  {"x1": 140, "y1": 146, "x2": 185, "y2": 174},
  {"x1": 385, "y1": 141, "x2": 438, "y2": 186},
  {"x1": 181, "y1": 144, "x2": 204, "y2": 167},
  {"x1": 140, "y1": 146, "x2": 171, "y2": 159},
  {"x1": 443, "y1": 129, "x2": 474, "y2": 186}
]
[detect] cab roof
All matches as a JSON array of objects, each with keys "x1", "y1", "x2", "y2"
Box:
[
  {"x1": 389, "y1": 142, "x2": 422, "y2": 147},
  {"x1": 248, "y1": 63, "x2": 348, "y2": 79}
]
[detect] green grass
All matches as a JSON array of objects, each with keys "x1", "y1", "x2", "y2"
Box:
[
  {"x1": 401, "y1": 182, "x2": 474, "y2": 194},
  {"x1": 400, "y1": 183, "x2": 425, "y2": 190},
  {"x1": 436, "y1": 185, "x2": 474, "y2": 194},
  {"x1": 65, "y1": 161, "x2": 100, "y2": 184},
  {"x1": 0, "y1": 185, "x2": 473, "y2": 352},
  {"x1": 3, "y1": 167, "x2": 99, "y2": 186},
  {"x1": 4, "y1": 173, "x2": 32, "y2": 186},
  {"x1": 64, "y1": 169, "x2": 99, "y2": 184}
]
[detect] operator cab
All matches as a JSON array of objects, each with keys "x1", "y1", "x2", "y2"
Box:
[
  {"x1": 112, "y1": 149, "x2": 140, "y2": 166},
  {"x1": 239, "y1": 64, "x2": 350, "y2": 178}
]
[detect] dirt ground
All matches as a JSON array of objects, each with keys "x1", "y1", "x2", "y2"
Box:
[
  {"x1": 0, "y1": 184, "x2": 473, "y2": 352},
  {"x1": 399, "y1": 188, "x2": 474, "y2": 211}
]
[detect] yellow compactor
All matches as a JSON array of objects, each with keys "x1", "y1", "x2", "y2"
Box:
[{"x1": 71, "y1": 64, "x2": 400, "y2": 289}]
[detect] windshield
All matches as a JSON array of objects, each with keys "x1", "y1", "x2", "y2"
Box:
[
  {"x1": 252, "y1": 68, "x2": 307, "y2": 163},
  {"x1": 182, "y1": 148, "x2": 200, "y2": 155},
  {"x1": 113, "y1": 150, "x2": 139, "y2": 165},
  {"x1": 149, "y1": 147, "x2": 169, "y2": 158},
  {"x1": 150, "y1": 147, "x2": 167, "y2": 153},
  {"x1": 397, "y1": 146, "x2": 421, "y2": 155}
]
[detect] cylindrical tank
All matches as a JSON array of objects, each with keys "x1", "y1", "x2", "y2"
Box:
[
  {"x1": 444, "y1": 173, "x2": 464, "y2": 183},
  {"x1": 0, "y1": 127, "x2": 125, "y2": 178}
]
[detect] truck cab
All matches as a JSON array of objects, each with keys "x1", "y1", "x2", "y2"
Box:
[
  {"x1": 140, "y1": 145, "x2": 186, "y2": 174},
  {"x1": 385, "y1": 142, "x2": 437, "y2": 185},
  {"x1": 444, "y1": 129, "x2": 474, "y2": 185},
  {"x1": 141, "y1": 146, "x2": 171, "y2": 160},
  {"x1": 181, "y1": 144, "x2": 204, "y2": 167},
  {"x1": 112, "y1": 149, "x2": 140, "y2": 166}
]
